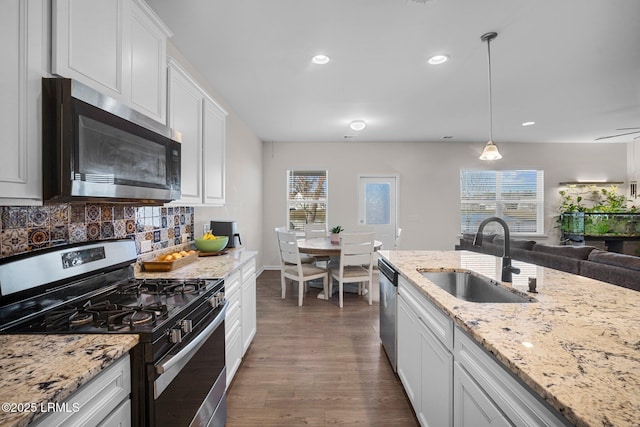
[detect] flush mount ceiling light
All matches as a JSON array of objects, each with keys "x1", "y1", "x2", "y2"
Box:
[
  {"x1": 312, "y1": 54, "x2": 330, "y2": 65},
  {"x1": 479, "y1": 32, "x2": 503, "y2": 161},
  {"x1": 350, "y1": 120, "x2": 366, "y2": 131},
  {"x1": 522, "y1": 121, "x2": 536, "y2": 126},
  {"x1": 428, "y1": 54, "x2": 449, "y2": 65}
]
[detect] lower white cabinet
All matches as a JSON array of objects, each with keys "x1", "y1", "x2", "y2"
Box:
[
  {"x1": 396, "y1": 275, "x2": 569, "y2": 427},
  {"x1": 32, "y1": 355, "x2": 131, "y2": 426},
  {"x1": 398, "y1": 276, "x2": 453, "y2": 427},
  {"x1": 225, "y1": 256, "x2": 257, "y2": 387},
  {"x1": 225, "y1": 269, "x2": 242, "y2": 387},
  {"x1": 241, "y1": 259, "x2": 257, "y2": 353}
]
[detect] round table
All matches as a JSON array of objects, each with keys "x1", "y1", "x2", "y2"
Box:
[
  {"x1": 297, "y1": 237, "x2": 383, "y2": 256},
  {"x1": 297, "y1": 237, "x2": 383, "y2": 299}
]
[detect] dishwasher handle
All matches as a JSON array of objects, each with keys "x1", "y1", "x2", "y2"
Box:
[{"x1": 378, "y1": 258, "x2": 398, "y2": 285}]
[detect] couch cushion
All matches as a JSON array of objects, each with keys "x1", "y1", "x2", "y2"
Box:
[
  {"x1": 587, "y1": 249, "x2": 640, "y2": 271},
  {"x1": 493, "y1": 236, "x2": 536, "y2": 251},
  {"x1": 531, "y1": 244, "x2": 596, "y2": 260},
  {"x1": 581, "y1": 261, "x2": 640, "y2": 291},
  {"x1": 462, "y1": 233, "x2": 496, "y2": 243}
]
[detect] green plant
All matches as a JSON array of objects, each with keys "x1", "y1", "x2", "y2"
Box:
[{"x1": 330, "y1": 225, "x2": 343, "y2": 234}]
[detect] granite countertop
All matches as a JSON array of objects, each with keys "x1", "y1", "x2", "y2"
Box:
[
  {"x1": 379, "y1": 249, "x2": 640, "y2": 427},
  {"x1": 0, "y1": 334, "x2": 138, "y2": 427},
  {"x1": 135, "y1": 247, "x2": 258, "y2": 279}
]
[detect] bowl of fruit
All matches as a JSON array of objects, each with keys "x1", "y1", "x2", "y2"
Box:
[{"x1": 195, "y1": 232, "x2": 229, "y2": 253}]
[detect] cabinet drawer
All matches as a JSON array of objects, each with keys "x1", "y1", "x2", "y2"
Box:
[
  {"x1": 226, "y1": 270, "x2": 241, "y2": 295},
  {"x1": 225, "y1": 300, "x2": 241, "y2": 339},
  {"x1": 399, "y1": 275, "x2": 453, "y2": 351},
  {"x1": 241, "y1": 259, "x2": 256, "y2": 280}
]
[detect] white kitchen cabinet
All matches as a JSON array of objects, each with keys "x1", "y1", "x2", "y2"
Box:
[
  {"x1": 168, "y1": 59, "x2": 204, "y2": 204},
  {"x1": 32, "y1": 354, "x2": 131, "y2": 426},
  {"x1": 0, "y1": 0, "x2": 45, "y2": 205},
  {"x1": 453, "y1": 362, "x2": 510, "y2": 427},
  {"x1": 225, "y1": 269, "x2": 242, "y2": 387},
  {"x1": 203, "y1": 97, "x2": 227, "y2": 205},
  {"x1": 454, "y1": 328, "x2": 569, "y2": 427},
  {"x1": 52, "y1": 0, "x2": 170, "y2": 123},
  {"x1": 241, "y1": 259, "x2": 257, "y2": 353},
  {"x1": 167, "y1": 58, "x2": 227, "y2": 206},
  {"x1": 398, "y1": 276, "x2": 453, "y2": 427}
]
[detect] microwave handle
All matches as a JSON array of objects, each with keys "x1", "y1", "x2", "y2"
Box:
[{"x1": 154, "y1": 303, "x2": 227, "y2": 398}]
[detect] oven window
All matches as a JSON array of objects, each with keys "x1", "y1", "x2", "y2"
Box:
[
  {"x1": 153, "y1": 318, "x2": 226, "y2": 426},
  {"x1": 77, "y1": 115, "x2": 167, "y2": 186}
]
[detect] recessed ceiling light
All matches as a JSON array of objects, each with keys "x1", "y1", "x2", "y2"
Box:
[
  {"x1": 428, "y1": 54, "x2": 449, "y2": 65},
  {"x1": 312, "y1": 55, "x2": 330, "y2": 65},
  {"x1": 350, "y1": 120, "x2": 366, "y2": 131},
  {"x1": 522, "y1": 121, "x2": 536, "y2": 126}
]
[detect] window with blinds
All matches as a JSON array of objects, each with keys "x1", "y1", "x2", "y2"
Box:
[
  {"x1": 287, "y1": 170, "x2": 328, "y2": 231},
  {"x1": 460, "y1": 170, "x2": 544, "y2": 235}
]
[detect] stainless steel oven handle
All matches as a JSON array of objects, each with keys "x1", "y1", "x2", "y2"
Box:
[{"x1": 156, "y1": 302, "x2": 227, "y2": 376}]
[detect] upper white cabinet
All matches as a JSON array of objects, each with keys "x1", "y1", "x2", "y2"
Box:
[
  {"x1": 0, "y1": 0, "x2": 45, "y2": 205},
  {"x1": 168, "y1": 58, "x2": 227, "y2": 206},
  {"x1": 52, "y1": 0, "x2": 171, "y2": 124}
]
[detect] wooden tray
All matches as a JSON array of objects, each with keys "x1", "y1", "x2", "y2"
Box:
[
  {"x1": 142, "y1": 252, "x2": 198, "y2": 272},
  {"x1": 198, "y1": 250, "x2": 229, "y2": 257}
]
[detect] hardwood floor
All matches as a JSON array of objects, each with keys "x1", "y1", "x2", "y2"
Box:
[{"x1": 226, "y1": 269, "x2": 419, "y2": 426}]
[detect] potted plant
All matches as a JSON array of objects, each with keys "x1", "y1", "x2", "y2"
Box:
[{"x1": 330, "y1": 225, "x2": 343, "y2": 244}]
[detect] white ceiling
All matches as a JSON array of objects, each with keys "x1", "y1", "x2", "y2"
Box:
[{"x1": 146, "y1": 0, "x2": 640, "y2": 144}]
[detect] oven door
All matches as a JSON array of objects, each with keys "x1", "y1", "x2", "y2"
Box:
[{"x1": 152, "y1": 303, "x2": 227, "y2": 427}]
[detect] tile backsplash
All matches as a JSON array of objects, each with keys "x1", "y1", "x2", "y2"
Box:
[{"x1": 0, "y1": 203, "x2": 194, "y2": 258}]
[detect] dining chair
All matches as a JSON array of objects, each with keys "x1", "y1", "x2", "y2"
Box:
[
  {"x1": 329, "y1": 232, "x2": 375, "y2": 308},
  {"x1": 275, "y1": 228, "x2": 329, "y2": 306},
  {"x1": 303, "y1": 223, "x2": 331, "y2": 266},
  {"x1": 275, "y1": 226, "x2": 316, "y2": 264}
]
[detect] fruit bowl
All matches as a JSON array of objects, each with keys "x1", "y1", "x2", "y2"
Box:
[{"x1": 194, "y1": 236, "x2": 229, "y2": 253}]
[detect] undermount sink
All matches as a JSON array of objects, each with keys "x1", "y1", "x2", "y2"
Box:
[{"x1": 420, "y1": 271, "x2": 534, "y2": 303}]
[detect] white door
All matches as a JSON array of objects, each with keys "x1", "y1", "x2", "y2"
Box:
[{"x1": 357, "y1": 176, "x2": 398, "y2": 251}]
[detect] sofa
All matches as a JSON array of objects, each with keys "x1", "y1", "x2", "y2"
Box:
[{"x1": 456, "y1": 233, "x2": 640, "y2": 292}]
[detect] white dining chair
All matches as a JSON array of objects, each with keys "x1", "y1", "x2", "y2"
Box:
[
  {"x1": 275, "y1": 226, "x2": 316, "y2": 264},
  {"x1": 329, "y1": 232, "x2": 375, "y2": 308},
  {"x1": 303, "y1": 223, "x2": 330, "y2": 266},
  {"x1": 275, "y1": 228, "x2": 329, "y2": 306}
]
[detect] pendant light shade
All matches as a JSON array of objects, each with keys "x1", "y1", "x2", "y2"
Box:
[{"x1": 479, "y1": 32, "x2": 502, "y2": 161}]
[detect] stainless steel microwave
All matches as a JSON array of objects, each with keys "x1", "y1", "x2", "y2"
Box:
[{"x1": 42, "y1": 78, "x2": 181, "y2": 204}]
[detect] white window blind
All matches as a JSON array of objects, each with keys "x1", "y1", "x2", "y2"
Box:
[
  {"x1": 460, "y1": 170, "x2": 544, "y2": 234},
  {"x1": 287, "y1": 170, "x2": 328, "y2": 231}
]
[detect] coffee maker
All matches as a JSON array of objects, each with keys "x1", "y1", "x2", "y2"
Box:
[{"x1": 210, "y1": 220, "x2": 242, "y2": 248}]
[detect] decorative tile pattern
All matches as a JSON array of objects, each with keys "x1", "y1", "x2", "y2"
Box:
[{"x1": 0, "y1": 203, "x2": 195, "y2": 259}]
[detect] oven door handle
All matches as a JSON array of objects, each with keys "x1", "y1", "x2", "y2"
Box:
[{"x1": 154, "y1": 302, "x2": 227, "y2": 398}]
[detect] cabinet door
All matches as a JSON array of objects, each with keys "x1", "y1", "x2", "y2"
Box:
[
  {"x1": 453, "y1": 362, "x2": 511, "y2": 427},
  {"x1": 397, "y1": 295, "x2": 421, "y2": 411},
  {"x1": 168, "y1": 60, "x2": 203, "y2": 204},
  {"x1": 130, "y1": 0, "x2": 168, "y2": 123},
  {"x1": 203, "y1": 97, "x2": 227, "y2": 206},
  {"x1": 419, "y1": 320, "x2": 453, "y2": 427},
  {"x1": 0, "y1": 0, "x2": 44, "y2": 205},
  {"x1": 53, "y1": 0, "x2": 127, "y2": 98},
  {"x1": 241, "y1": 260, "x2": 257, "y2": 354}
]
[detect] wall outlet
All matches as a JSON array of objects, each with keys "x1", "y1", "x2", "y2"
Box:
[{"x1": 141, "y1": 240, "x2": 152, "y2": 253}]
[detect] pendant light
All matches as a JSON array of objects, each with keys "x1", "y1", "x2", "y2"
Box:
[{"x1": 479, "y1": 32, "x2": 502, "y2": 160}]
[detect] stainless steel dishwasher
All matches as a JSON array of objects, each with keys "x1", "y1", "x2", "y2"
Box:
[{"x1": 379, "y1": 258, "x2": 399, "y2": 372}]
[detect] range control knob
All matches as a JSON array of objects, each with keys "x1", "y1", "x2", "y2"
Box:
[
  {"x1": 210, "y1": 292, "x2": 225, "y2": 308},
  {"x1": 181, "y1": 319, "x2": 193, "y2": 334},
  {"x1": 169, "y1": 328, "x2": 182, "y2": 344}
]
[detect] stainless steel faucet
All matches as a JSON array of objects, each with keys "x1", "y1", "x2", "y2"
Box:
[{"x1": 473, "y1": 216, "x2": 521, "y2": 282}]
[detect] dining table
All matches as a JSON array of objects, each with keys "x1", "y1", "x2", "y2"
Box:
[{"x1": 297, "y1": 236, "x2": 383, "y2": 299}]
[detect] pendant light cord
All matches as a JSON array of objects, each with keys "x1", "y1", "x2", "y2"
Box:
[{"x1": 487, "y1": 36, "x2": 493, "y2": 143}]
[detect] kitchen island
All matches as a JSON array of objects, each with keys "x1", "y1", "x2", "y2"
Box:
[
  {"x1": 380, "y1": 249, "x2": 639, "y2": 427},
  {"x1": 0, "y1": 334, "x2": 138, "y2": 427}
]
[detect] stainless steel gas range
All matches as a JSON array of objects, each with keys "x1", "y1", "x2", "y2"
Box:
[{"x1": 0, "y1": 239, "x2": 227, "y2": 427}]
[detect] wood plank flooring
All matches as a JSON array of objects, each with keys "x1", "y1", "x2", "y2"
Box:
[{"x1": 226, "y1": 270, "x2": 419, "y2": 426}]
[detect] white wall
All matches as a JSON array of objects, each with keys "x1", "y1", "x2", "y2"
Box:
[
  {"x1": 166, "y1": 42, "x2": 265, "y2": 267},
  {"x1": 261, "y1": 140, "x2": 627, "y2": 267}
]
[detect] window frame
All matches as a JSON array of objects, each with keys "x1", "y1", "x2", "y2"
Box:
[
  {"x1": 460, "y1": 169, "x2": 545, "y2": 236},
  {"x1": 286, "y1": 170, "x2": 328, "y2": 232}
]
